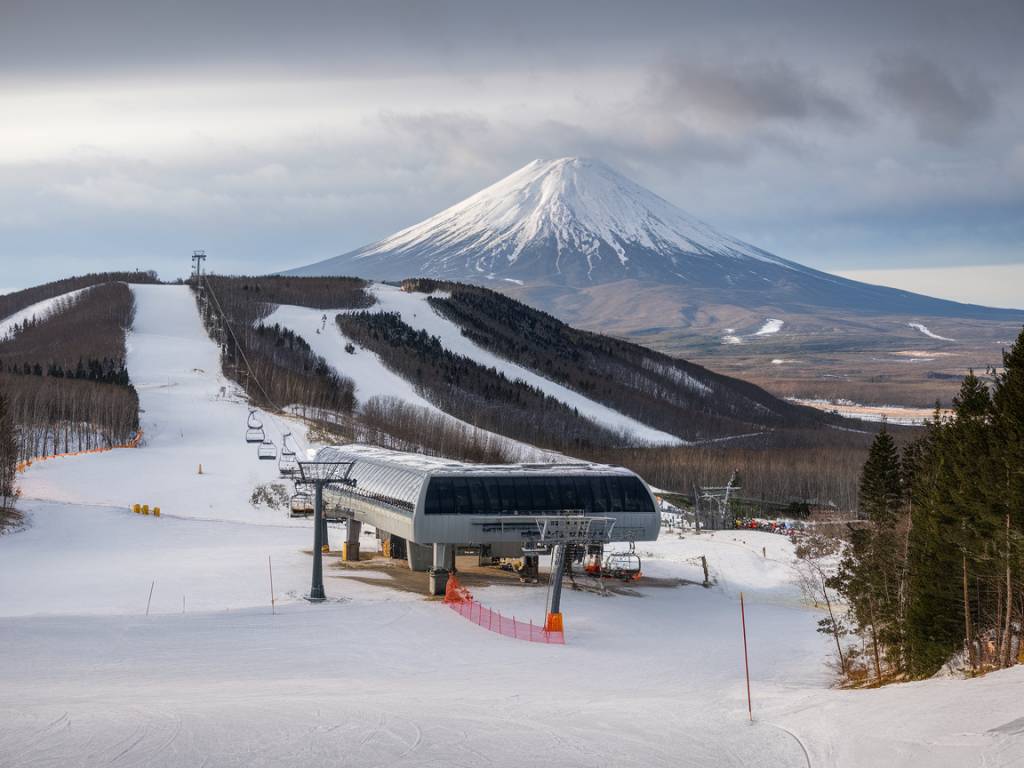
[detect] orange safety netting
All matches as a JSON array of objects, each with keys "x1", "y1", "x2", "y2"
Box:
[
  {"x1": 15, "y1": 429, "x2": 143, "y2": 473},
  {"x1": 443, "y1": 573, "x2": 564, "y2": 644}
]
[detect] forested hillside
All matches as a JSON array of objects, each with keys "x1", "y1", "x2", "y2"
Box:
[
  {"x1": 0, "y1": 282, "x2": 139, "y2": 459},
  {"x1": 337, "y1": 310, "x2": 627, "y2": 452},
  {"x1": 831, "y1": 326, "x2": 1024, "y2": 681},
  {"x1": 196, "y1": 276, "x2": 372, "y2": 416},
  {"x1": 0, "y1": 271, "x2": 159, "y2": 323},
  {"x1": 407, "y1": 278, "x2": 827, "y2": 441}
]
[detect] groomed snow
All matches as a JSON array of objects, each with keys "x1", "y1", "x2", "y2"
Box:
[
  {"x1": 20, "y1": 284, "x2": 309, "y2": 524},
  {"x1": 2, "y1": 281, "x2": 1021, "y2": 766},
  {"x1": 0, "y1": 287, "x2": 91, "y2": 340}
]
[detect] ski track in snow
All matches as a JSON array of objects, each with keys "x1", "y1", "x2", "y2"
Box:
[
  {"x1": 2, "y1": 283, "x2": 1021, "y2": 767},
  {"x1": 908, "y1": 322, "x2": 956, "y2": 342}
]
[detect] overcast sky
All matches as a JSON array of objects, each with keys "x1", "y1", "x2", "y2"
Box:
[{"x1": 1, "y1": 0, "x2": 1021, "y2": 303}]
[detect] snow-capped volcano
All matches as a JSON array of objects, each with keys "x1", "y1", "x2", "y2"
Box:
[
  {"x1": 288, "y1": 157, "x2": 813, "y2": 286},
  {"x1": 286, "y1": 158, "x2": 1023, "y2": 322}
]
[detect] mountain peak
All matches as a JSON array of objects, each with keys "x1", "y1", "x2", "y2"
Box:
[{"x1": 287, "y1": 157, "x2": 802, "y2": 285}]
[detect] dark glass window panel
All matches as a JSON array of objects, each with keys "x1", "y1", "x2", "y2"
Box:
[
  {"x1": 512, "y1": 478, "x2": 533, "y2": 511},
  {"x1": 573, "y1": 477, "x2": 593, "y2": 513},
  {"x1": 452, "y1": 477, "x2": 472, "y2": 514},
  {"x1": 621, "y1": 477, "x2": 638, "y2": 511},
  {"x1": 468, "y1": 477, "x2": 487, "y2": 512},
  {"x1": 498, "y1": 478, "x2": 516, "y2": 511},
  {"x1": 530, "y1": 479, "x2": 548, "y2": 510},
  {"x1": 590, "y1": 477, "x2": 609, "y2": 513},
  {"x1": 433, "y1": 478, "x2": 454, "y2": 515},
  {"x1": 606, "y1": 476, "x2": 625, "y2": 512},
  {"x1": 482, "y1": 478, "x2": 502, "y2": 512},
  {"x1": 558, "y1": 477, "x2": 578, "y2": 510},
  {"x1": 425, "y1": 481, "x2": 440, "y2": 515}
]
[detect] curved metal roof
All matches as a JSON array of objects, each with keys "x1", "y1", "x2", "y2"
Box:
[{"x1": 315, "y1": 443, "x2": 637, "y2": 508}]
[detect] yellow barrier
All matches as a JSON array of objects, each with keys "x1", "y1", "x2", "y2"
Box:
[
  {"x1": 153, "y1": 507, "x2": 161, "y2": 517},
  {"x1": 142, "y1": 504, "x2": 149, "y2": 515},
  {"x1": 132, "y1": 504, "x2": 141, "y2": 514}
]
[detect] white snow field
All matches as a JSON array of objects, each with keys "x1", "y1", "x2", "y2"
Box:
[
  {"x1": 0, "y1": 287, "x2": 91, "y2": 340},
  {"x1": 2, "y1": 283, "x2": 1022, "y2": 767},
  {"x1": 19, "y1": 284, "x2": 307, "y2": 524},
  {"x1": 755, "y1": 318, "x2": 784, "y2": 336}
]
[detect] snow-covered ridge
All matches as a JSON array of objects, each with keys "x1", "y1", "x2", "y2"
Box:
[{"x1": 0, "y1": 287, "x2": 91, "y2": 340}]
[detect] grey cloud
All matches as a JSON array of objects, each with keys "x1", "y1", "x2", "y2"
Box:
[
  {"x1": 649, "y1": 60, "x2": 861, "y2": 126},
  {"x1": 875, "y1": 55, "x2": 994, "y2": 145}
]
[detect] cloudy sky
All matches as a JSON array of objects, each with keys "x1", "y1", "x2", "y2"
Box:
[{"x1": 1, "y1": 0, "x2": 1022, "y2": 305}]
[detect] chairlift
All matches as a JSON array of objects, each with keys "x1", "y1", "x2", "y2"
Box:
[
  {"x1": 290, "y1": 489, "x2": 314, "y2": 517},
  {"x1": 279, "y1": 433, "x2": 298, "y2": 476},
  {"x1": 602, "y1": 542, "x2": 642, "y2": 581},
  {"x1": 245, "y1": 408, "x2": 265, "y2": 443},
  {"x1": 258, "y1": 438, "x2": 277, "y2": 461}
]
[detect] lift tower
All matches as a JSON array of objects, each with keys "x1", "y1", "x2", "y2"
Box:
[{"x1": 191, "y1": 250, "x2": 207, "y2": 280}]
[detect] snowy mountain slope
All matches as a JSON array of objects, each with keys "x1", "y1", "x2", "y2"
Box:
[
  {"x1": 21, "y1": 284, "x2": 310, "y2": 524},
  {"x1": 264, "y1": 302, "x2": 565, "y2": 461},
  {"x1": 287, "y1": 157, "x2": 1023, "y2": 324},
  {"x1": 266, "y1": 284, "x2": 685, "y2": 446},
  {"x1": 0, "y1": 287, "x2": 91, "y2": 340}
]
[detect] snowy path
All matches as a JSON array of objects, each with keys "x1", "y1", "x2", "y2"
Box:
[{"x1": 20, "y1": 284, "x2": 306, "y2": 523}]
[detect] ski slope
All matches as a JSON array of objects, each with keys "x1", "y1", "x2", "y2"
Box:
[
  {"x1": 2, "y1": 281, "x2": 1022, "y2": 766},
  {"x1": 363, "y1": 284, "x2": 684, "y2": 445},
  {"x1": 0, "y1": 287, "x2": 91, "y2": 340},
  {"x1": 265, "y1": 303, "x2": 558, "y2": 462},
  {"x1": 20, "y1": 284, "x2": 307, "y2": 524}
]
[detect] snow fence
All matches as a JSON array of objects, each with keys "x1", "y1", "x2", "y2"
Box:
[{"x1": 444, "y1": 574, "x2": 565, "y2": 645}]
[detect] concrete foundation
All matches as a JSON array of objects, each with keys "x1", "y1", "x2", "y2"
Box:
[
  {"x1": 407, "y1": 542, "x2": 432, "y2": 572},
  {"x1": 428, "y1": 543, "x2": 453, "y2": 596}
]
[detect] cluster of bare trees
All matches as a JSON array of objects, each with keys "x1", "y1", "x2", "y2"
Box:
[
  {"x1": 0, "y1": 282, "x2": 139, "y2": 461},
  {"x1": 586, "y1": 428, "x2": 874, "y2": 513},
  {"x1": 357, "y1": 397, "x2": 515, "y2": 464},
  {"x1": 0, "y1": 386, "x2": 18, "y2": 513}
]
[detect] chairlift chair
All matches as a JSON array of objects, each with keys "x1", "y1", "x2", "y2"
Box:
[
  {"x1": 278, "y1": 432, "x2": 299, "y2": 476},
  {"x1": 245, "y1": 409, "x2": 265, "y2": 443},
  {"x1": 290, "y1": 489, "x2": 314, "y2": 517},
  {"x1": 602, "y1": 542, "x2": 642, "y2": 581},
  {"x1": 258, "y1": 438, "x2": 277, "y2": 461}
]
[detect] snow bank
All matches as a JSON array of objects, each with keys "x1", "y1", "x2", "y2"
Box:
[{"x1": 755, "y1": 318, "x2": 784, "y2": 335}]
